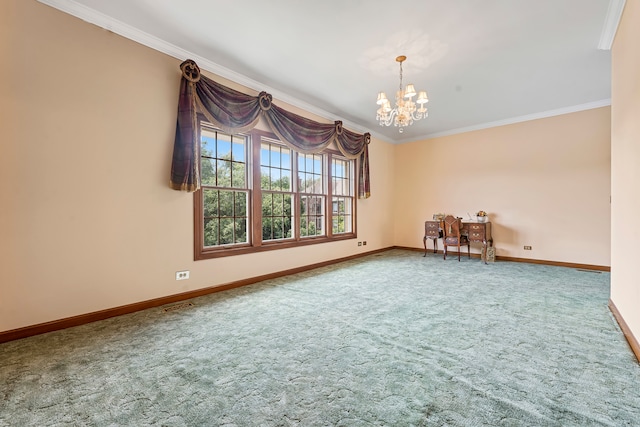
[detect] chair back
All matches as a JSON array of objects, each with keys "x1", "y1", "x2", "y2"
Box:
[{"x1": 443, "y1": 215, "x2": 461, "y2": 238}]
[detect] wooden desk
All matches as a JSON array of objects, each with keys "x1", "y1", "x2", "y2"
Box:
[
  {"x1": 462, "y1": 221, "x2": 493, "y2": 264},
  {"x1": 423, "y1": 219, "x2": 493, "y2": 263}
]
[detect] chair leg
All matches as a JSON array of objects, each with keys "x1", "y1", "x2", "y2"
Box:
[
  {"x1": 467, "y1": 244, "x2": 470, "y2": 259},
  {"x1": 458, "y1": 244, "x2": 461, "y2": 261},
  {"x1": 443, "y1": 244, "x2": 446, "y2": 260}
]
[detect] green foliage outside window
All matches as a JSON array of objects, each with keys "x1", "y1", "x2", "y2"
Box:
[{"x1": 201, "y1": 135, "x2": 248, "y2": 247}]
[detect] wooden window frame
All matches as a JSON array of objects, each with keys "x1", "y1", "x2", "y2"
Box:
[{"x1": 194, "y1": 127, "x2": 357, "y2": 260}]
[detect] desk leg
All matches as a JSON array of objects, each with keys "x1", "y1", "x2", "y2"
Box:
[{"x1": 424, "y1": 237, "x2": 438, "y2": 256}]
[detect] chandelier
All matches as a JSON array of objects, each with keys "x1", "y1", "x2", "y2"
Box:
[{"x1": 376, "y1": 55, "x2": 429, "y2": 133}]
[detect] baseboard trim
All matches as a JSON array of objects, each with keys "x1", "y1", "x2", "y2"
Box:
[
  {"x1": 393, "y1": 246, "x2": 611, "y2": 271},
  {"x1": 608, "y1": 300, "x2": 640, "y2": 364},
  {"x1": 0, "y1": 247, "x2": 390, "y2": 344}
]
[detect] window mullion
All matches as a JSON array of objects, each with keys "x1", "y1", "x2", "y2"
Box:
[
  {"x1": 251, "y1": 134, "x2": 262, "y2": 247},
  {"x1": 292, "y1": 151, "x2": 300, "y2": 241},
  {"x1": 327, "y1": 153, "x2": 333, "y2": 238}
]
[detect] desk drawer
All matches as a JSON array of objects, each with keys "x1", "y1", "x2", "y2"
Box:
[
  {"x1": 467, "y1": 224, "x2": 486, "y2": 240},
  {"x1": 424, "y1": 221, "x2": 440, "y2": 238},
  {"x1": 468, "y1": 231, "x2": 486, "y2": 241}
]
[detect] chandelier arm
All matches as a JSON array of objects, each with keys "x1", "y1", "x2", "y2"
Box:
[
  {"x1": 378, "y1": 109, "x2": 397, "y2": 126},
  {"x1": 410, "y1": 110, "x2": 427, "y2": 121}
]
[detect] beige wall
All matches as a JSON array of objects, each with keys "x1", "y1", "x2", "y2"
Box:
[
  {"x1": 0, "y1": 1, "x2": 395, "y2": 332},
  {"x1": 393, "y1": 107, "x2": 611, "y2": 266},
  {"x1": 611, "y1": 2, "x2": 640, "y2": 343}
]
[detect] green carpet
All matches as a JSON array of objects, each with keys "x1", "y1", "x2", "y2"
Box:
[{"x1": 1, "y1": 249, "x2": 639, "y2": 426}]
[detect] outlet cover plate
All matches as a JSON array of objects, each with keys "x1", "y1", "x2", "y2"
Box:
[{"x1": 176, "y1": 270, "x2": 190, "y2": 280}]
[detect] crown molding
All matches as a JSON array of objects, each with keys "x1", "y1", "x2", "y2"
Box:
[
  {"x1": 396, "y1": 99, "x2": 612, "y2": 143},
  {"x1": 36, "y1": 0, "x2": 370, "y2": 136},
  {"x1": 598, "y1": 0, "x2": 626, "y2": 50}
]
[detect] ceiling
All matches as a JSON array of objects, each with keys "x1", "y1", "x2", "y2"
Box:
[{"x1": 39, "y1": 0, "x2": 623, "y2": 144}]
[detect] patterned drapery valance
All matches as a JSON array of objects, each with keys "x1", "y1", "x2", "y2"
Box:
[{"x1": 170, "y1": 60, "x2": 371, "y2": 198}]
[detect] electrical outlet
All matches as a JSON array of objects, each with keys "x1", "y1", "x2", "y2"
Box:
[
  {"x1": 363, "y1": 241, "x2": 367, "y2": 246},
  {"x1": 524, "y1": 246, "x2": 532, "y2": 250},
  {"x1": 176, "y1": 270, "x2": 190, "y2": 280},
  {"x1": 358, "y1": 242, "x2": 362, "y2": 246}
]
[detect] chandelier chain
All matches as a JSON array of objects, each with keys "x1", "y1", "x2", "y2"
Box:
[{"x1": 399, "y1": 61, "x2": 403, "y2": 94}]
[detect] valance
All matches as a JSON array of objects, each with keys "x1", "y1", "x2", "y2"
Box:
[{"x1": 170, "y1": 59, "x2": 371, "y2": 198}]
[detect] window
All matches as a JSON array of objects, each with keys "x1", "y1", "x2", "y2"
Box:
[
  {"x1": 299, "y1": 153, "x2": 325, "y2": 238},
  {"x1": 199, "y1": 126, "x2": 249, "y2": 247},
  {"x1": 260, "y1": 139, "x2": 293, "y2": 241},
  {"x1": 332, "y1": 157, "x2": 353, "y2": 234},
  {"x1": 195, "y1": 125, "x2": 356, "y2": 259}
]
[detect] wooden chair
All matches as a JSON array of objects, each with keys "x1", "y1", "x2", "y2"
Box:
[{"x1": 442, "y1": 215, "x2": 470, "y2": 261}]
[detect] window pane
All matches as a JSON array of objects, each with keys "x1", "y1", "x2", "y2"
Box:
[
  {"x1": 281, "y1": 170, "x2": 291, "y2": 191},
  {"x1": 262, "y1": 193, "x2": 273, "y2": 216},
  {"x1": 270, "y1": 149, "x2": 281, "y2": 168},
  {"x1": 203, "y1": 189, "x2": 219, "y2": 217},
  {"x1": 314, "y1": 196, "x2": 323, "y2": 215},
  {"x1": 235, "y1": 218, "x2": 247, "y2": 243},
  {"x1": 217, "y1": 134, "x2": 231, "y2": 158},
  {"x1": 262, "y1": 217, "x2": 273, "y2": 241},
  {"x1": 219, "y1": 218, "x2": 234, "y2": 244},
  {"x1": 219, "y1": 191, "x2": 233, "y2": 217},
  {"x1": 232, "y1": 137, "x2": 245, "y2": 161},
  {"x1": 232, "y1": 162, "x2": 246, "y2": 188},
  {"x1": 217, "y1": 159, "x2": 231, "y2": 187},
  {"x1": 204, "y1": 218, "x2": 219, "y2": 247},
  {"x1": 261, "y1": 145, "x2": 270, "y2": 166},
  {"x1": 201, "y1": 135, "x2": 215, "y2": 157},
  {"x1": 201, "y1": 158, "x2": 216, "y2": 186},
  {"x1": 298, "y1": 174, "x2": 306, "y2": 193},
  {"x1": 283, "y1": 194, "x2": 292, "y2": 217},
  {"x1": 282, "y1": 150, "x2": 291, "y2": 168},
  {"x1": 313, "y1": 176, "x2": 322, "y2": 193},
  {"x1": 261, "y1": 167, "x2": 271, "y2": 190},
  {"x1": 235, "y1": 192, "x2": 247, "y2": 217},
  {"x1": 273, "y1": 217, "x2": 284, "y2": 239},
  {"x1": 271, "y1": 168, "x2": 281, "y2": 191}
]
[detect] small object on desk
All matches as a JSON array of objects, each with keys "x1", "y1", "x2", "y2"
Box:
[{"x1": 476, "y1": 210, "x2": 488, "y2": 223}]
